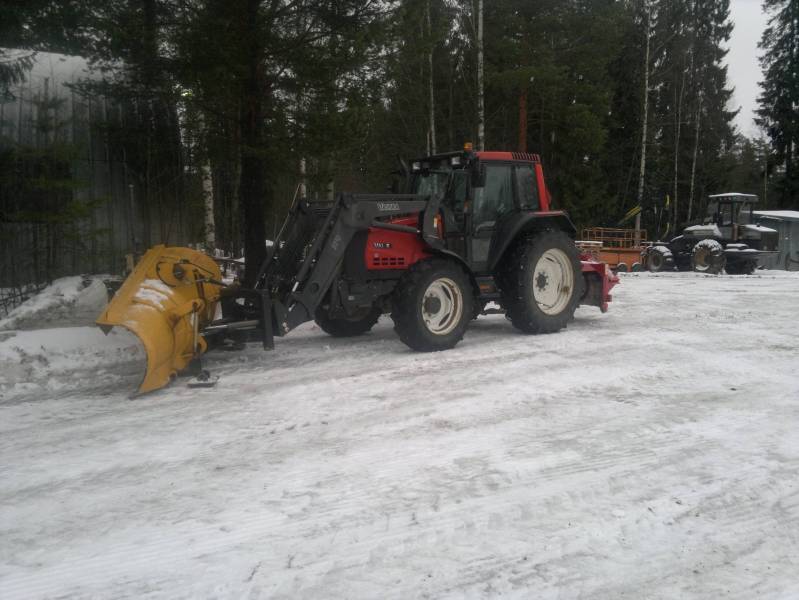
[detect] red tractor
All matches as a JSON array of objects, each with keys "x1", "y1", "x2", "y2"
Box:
[
  {"x1": 100, "y1": 148, "x2": 618, "y2": 394},
  {"x1": 217, "y1": 148, "x2": 617, "y2": 348}
]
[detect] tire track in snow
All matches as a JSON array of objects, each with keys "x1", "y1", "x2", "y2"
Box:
[{"x1": 3, "y1": 273, "x2": 799, "y2": 598}]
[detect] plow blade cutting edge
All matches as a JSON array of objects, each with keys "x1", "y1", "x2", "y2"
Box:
[{"x1": 96, "y1": 245, "x2": 223, "y2": 395}]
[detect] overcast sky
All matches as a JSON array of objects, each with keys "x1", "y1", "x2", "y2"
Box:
[{"x1": 727, "y1": 0, "x2": 770, "y2": 137}]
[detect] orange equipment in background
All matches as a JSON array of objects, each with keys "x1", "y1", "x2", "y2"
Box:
[{"x1": 578, "y1": 228, "x2": 648, "y2": 272}]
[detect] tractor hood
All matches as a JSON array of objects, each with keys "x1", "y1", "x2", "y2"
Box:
[
  {"x1": 684, "y1": 224, "x2": 722, "y2": 238},
  {"x1": 741, "y1": 223, "x2": 777, "y2": 239}
]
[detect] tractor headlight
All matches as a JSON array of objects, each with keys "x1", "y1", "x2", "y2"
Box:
[
  {"x1": 450, "y1": 156, "x2": 461, "y2": 167},
  {"x1": 411, "y1": 161, "x2": 421, "y2": 172}
]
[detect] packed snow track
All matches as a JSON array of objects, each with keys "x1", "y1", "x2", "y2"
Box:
[{"x1": 1, "y1": 272, "x2": 798, "y2": 598}]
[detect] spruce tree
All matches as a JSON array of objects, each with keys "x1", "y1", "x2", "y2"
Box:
[{"x1": 756, "y1": 0, "x2": 799, "y2": 206}]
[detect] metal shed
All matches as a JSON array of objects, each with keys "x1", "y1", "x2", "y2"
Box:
[{"x1": 753, "y1": 211, "x2": 799, "y2": 271}]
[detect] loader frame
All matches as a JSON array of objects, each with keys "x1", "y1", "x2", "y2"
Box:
[{"x1": 206, "y1": 191, "x2": 447, "y2": 347}]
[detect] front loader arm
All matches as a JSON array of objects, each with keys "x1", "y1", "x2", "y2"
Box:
[{"x1": 281, "y1": 193, "x2": 430, "y2": 331}]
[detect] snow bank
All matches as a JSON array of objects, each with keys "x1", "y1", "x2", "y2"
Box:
[
  {"x1": 0, "y1": 276, "x2": 110, "y2": 331},
  {"x1": 0, "y1": 326, "x2": 144, "y2": 401}
]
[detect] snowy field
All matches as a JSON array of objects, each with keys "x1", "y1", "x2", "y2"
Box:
[{"x1": 1, "y1": 272, "x2": 798, "y2": 599}]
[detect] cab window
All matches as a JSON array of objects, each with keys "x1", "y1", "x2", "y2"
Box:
[
  {"x1": 514, "y1": 165, "x2": 539, "y2": 211},
  {"x1": 473, "y1": 164, "x2": 513, "y2": 227},
  {"x1": 445, "y1": 170, "x2": 468, "y2": 214},
  {"x1": 412, "y1": 169, "x2": 450, "y2": 200},
  {"x1": 719, "y1": 203, "x2": 733, "y2": 226}
]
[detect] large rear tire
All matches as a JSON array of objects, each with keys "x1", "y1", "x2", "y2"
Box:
[
  {"x1": 691, "y1": 239, "x2": 726, "y2": 274},
  {"x1": 498, "y1": 230, "x2": 582, "y2": 334},
  {"x1": 315, "y1": 305, "x2": 382, "y2": 337},
  {"x1": 391, "y1": 258, "x2": 473, "y2": 352}
]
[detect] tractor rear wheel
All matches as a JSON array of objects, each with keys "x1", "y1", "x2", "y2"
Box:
[
  {"x1": 691, "y1": 239, "x2": 726, "y2": 274},
  {"x1": 315, "y1": 304, "x2": 382, "y2": 337},
  {"x1": 391, "y1": 258, "x2": 473, "y2": 352},
  {"x1": 498, "y1": 230, "x2": 582, "y2": 334}
]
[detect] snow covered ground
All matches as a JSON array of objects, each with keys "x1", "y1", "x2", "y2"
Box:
[{"x1": 1, "y1": 272, "x2": 798, "y2": 599}]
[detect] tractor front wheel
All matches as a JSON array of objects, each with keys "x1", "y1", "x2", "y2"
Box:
[
  {"x1": 315, "y1": 305, "x2": 382, "y2": 337},
  {"x1": 499, "y1": 230, "x2": 582, "y2": 334},
  {"x1": 691, "y1": 239, "x2": 726, "y2": 274},
  {"x1": 391, "y1": 258, "x2": 473, "y2": 352}
]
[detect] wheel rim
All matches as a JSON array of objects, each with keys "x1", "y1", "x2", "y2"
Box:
[
  {"x1": 533, "y1": 249, "x2": 574, "y2": 315},
  {"x1": 422, "y1": 277, "x2": 463, "y2": 335},
  {"x1": 693, "y1": 247, "x2": 712, "y2": 271}
]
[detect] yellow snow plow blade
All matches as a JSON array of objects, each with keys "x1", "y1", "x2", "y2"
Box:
[{"x1": 97, "y1": 245, "x2": 223, "y2": 395}]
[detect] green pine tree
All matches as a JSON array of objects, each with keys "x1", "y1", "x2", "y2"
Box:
[{"x1": 756, "y1": 0, "x2": 799, "y2": 206}]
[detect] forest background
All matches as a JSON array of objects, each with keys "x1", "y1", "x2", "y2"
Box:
[{"x1": 0, "y1": 0, "x2": 797, "y2": 289}]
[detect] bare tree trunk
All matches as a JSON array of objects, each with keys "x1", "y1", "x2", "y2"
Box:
[
  {"x1": 518, "y1": 89, "x2": 528, "y2": 152},
  {"x1": 762, "y1": 139, "x2": 768, "y2": 205},
  {"x1": 476, "y1": 0, "x2": 485, "y2": 150},
  {"x1": 427, "y1": 0, "x2": 436, "y2": 154},
  {"x1": 195, "y1": 109, "x2": 215, "y2": 252},
  {"x1": 239, "y1": 0, "x2": 267, "y2": 286},
  {"x1": 202, "y1": 161, "x2": 216, "y2": 251},
  {"x1": 785, "y1": 1, "x2": 797, "y2": 205},
  {"x1": 299, "y1": 157, "x2": 307, "y2": 198},
  {"x1": 672, "y1": 65, "x2": 687, "y2": 233},
  {"x1": 635, "y1": 2, "x2": 652, "y2": 245},
  {"x1": 448, "y1": 56, "x2": 455, "y2": 149},
  {"x1": 687, "y1": 98, "x2": 702, "y2": 222}
]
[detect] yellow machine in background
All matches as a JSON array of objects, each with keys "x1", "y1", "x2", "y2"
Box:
[{"x1": 97, "y1": 245, "x2": 223, "y2": 395}]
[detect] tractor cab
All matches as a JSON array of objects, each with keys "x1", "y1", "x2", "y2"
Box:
[
  {"x1": 705, "y1": 193, "x2": 757, "y2": 241},
  {"x1": 407, "y1": 149, "x2": 561, "y2": 275}
]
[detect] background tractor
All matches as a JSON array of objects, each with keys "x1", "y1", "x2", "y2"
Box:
[
  {"x1": 642, "y1": 193, "x2": 779, "y2": 275},
  {"x1": 98, "y1": 148, "x2": 617, "y2": 395}
]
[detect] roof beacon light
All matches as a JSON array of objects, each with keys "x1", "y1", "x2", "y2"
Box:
[{"x1": 463, "y1": 142, "x2": 473, "y2": 152}]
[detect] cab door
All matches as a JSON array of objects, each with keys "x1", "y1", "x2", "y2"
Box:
[
  {"x1": 718, "y1": 202, "x2": 734, "y2": 240},
  {"x1": 469, "y1": 163, "x2": 514, "y2": 272}
]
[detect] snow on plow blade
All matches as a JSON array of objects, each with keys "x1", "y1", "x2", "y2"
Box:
[{"x1": 96, "y1": 245, "x2": 223, "y2": 395}]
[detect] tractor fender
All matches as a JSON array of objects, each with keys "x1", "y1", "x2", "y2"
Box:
[
  {"x1": 427, "y1": 247, "x2": 481, "y2": 298},
  {"x1": 487, "y1": 211, "x2": 577, "y2": 272}
]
